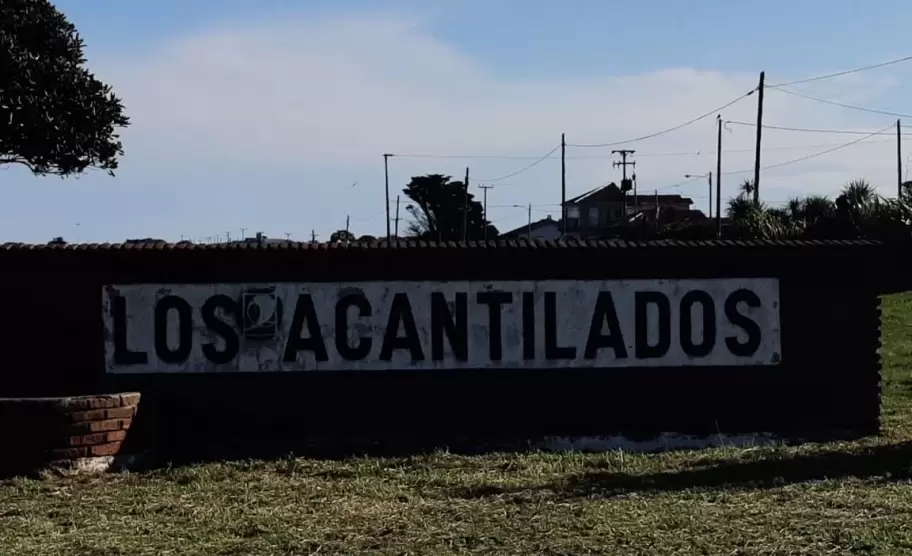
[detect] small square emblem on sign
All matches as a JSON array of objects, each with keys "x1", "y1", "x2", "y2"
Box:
[{"x1": 241, "y1": 289, "x2": 280, "y2": 340}]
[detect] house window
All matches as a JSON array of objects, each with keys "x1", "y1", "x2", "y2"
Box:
[
  {"x1": 589, "y1": 207, "x2": 599, "y2": 226},
  {"x1": 566, "y1": 206, "x2": 580, "y2": 228}
]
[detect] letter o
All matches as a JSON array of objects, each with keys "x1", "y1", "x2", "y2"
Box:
[{"x1": 680, "y1": 290, "x2": 716, "y2": 357}]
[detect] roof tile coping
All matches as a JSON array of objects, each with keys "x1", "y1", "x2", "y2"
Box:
[{"x1": 0, "y1": 239, "x2": 886, "y2": 251}]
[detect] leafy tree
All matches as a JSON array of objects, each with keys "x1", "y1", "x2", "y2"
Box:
[
  {"x1": 358, "y1": 234, "x2": 378, "y2": 242},
  {"x1": 1, "y1": 0, "x2": 129, "y2": 176},
  {"x1": 329, "y1": 229, "x2": 356, "y2": 243},
  {"x1": 403, "y1": 174, "x2": 498, "y2": 240}
]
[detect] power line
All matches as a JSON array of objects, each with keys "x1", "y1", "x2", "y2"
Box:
[
  {"x1": 392, "y1": 153, "x2": 559, "y2": 160},
  {"x1": 474, "y1": 145, "x2": 561, "y2": 181},
  {"x1": 388, "y1": 140, "x2": 895, "y2": 162},
  {"x1": 657, "y1": 176, "x2": 704, "y2": 192},
  {"x1": 767, "y1": 55, "x2": 912, "y2": 88},
  {"x1": 722, "y1": 123, "x2": 896, "y2": 175},
  {"x1": 725, "y1": 120, "x2": 912, "y2": 136},
  {"x1": 566, "y1": 89, "x2": 757, "y2": 148},
  {"x1": 390, "y1": 151, "x2": 695, "y2": 160},
  {"x1": 767, "y1": 86, "x2": 912, "y2": 119}
]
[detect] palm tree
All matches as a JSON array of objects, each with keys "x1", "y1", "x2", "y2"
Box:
[
  {"x1": 802, "y1": 195, "x2": 835, "y2": 223},
  {"x1": 786, "y1": 197, "x2": 804, "y2": 222},
  {"x1": 840, "y1": 179, "x2": 876, "y2": 208},
  {"x1": 726, "y1": 196, "x2": 757, "y2": 221},
  {"x1": 738, "y1": 179, "x2": 755, "y2": 199}
]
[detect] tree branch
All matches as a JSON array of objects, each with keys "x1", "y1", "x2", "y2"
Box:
[{"x1": 0, "y1": 157, "x2": 39, "y2": 174}]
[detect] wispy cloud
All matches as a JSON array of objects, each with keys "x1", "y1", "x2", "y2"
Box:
[{"x1": 3, "y1": 10, "x2": 908, "y2": 241}]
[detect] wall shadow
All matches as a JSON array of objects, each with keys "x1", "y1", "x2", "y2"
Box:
[{"x1": 452, "y1": 440, "x2": 912, "y2": 500}]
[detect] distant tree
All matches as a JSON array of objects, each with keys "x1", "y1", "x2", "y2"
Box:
[
  {"x1": 358, "y1": 234, "x2": 377, "y2": 242},
  {"x1": 329, "y1": 229, "x2": 356, "y2": 243},
  {"x1": 403, "y1": 174, "x2": 498, "y2": 240},
  {"x1": 49, "y1": 236, "x2": 66, "y2": 244},
  {"x1": 902, "y1": 181, "x2": 912, "y2": 200},
  {"x1": 1, "y1": 0, "x2": 129, "y2": 176}
]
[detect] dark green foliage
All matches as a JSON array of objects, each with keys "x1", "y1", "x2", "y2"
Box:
[
  {"x1": 0, "y1": 0, "x2": 129, "y2": 176},
  {"x1": 329, "y1": 229, "x2": 356, "y2": 243},
  {"x1": 403, "y1": 174, "x2": 498, "y2": 241},
  {"x1": 716, "y1": 178, "x2": 912, "y2": 241}
]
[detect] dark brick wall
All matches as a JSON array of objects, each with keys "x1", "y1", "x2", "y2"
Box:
[{"x1": 0, "y1": 239, "x2": 886, "y2": 458}]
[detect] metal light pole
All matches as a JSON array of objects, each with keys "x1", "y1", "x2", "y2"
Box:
[
  {"x1": 684, "y1": 172, "x2": 713, "y2": 218},
  {"x1": 383, "y1": 154, "x2": 393, "y2": 241}
]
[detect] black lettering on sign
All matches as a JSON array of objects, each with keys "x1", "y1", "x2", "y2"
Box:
[
  {"x1": 476, "y1": 290, "x2": 512, "y2": 361},
  {"x1": 334, "y1": 293, "x2": 373, "y2": 361},
  {"x1": 725, "y1": 288, "x2": 762, "y2": 356},
  {"x1": 584, "y1": 291, "x2": 627, "y2": 359},
  {"x1": 379, "y1": 293, "x2": 425, "y2": 361},
  {"x1": 680, "y1": 290, "x2": 716, "y2": 357},
  {"x1": 522, "y1": 292, "x2": 535, "y2": 360},
  {"x1": 154, "y1": 295, "x2": 192, "y2": 364},
  {"x1": 430, "y1": 292, "x2": 468, "y2": 361},
  {"x1": 544, "y1": 292, "x2": 576, "y2": 360},
  {"x1": 283, "y1": 294, "x2": 329, "y2": 363},
  {"x1": 201, "y1": 295, "x2": 240, "y2": 365},
  {"x1": 635, "y1": 291, "x2": 671, "y2": 359},
  {"x1": 112, "y1": 296, "x2": 148, "y2": 365}
]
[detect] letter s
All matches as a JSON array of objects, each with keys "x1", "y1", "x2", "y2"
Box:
[{"x1": 724, "y1": 289, "x2": 762, "y2": 357}]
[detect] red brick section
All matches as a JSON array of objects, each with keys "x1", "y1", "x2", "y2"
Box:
[
  {"x1": 65, "y1": 407, "x2": 137, "y2": 422},
  {"x1": 52, "y1": 393, "x2": 141, "y2": 411},
  {"x1": 63, "y1": 418, "x2": 132, "y2": 434},
  {"x1": 0, "y1": 393, "x2": 141, "y2": 473},
  {"x1": 48, "y1": 441, "x2": 124, "y2": 460},
  {"x1": 58, "y1": 430, "x2": 128, "y2": 447}
]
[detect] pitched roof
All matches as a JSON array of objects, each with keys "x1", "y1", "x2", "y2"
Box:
[
  {"x1": 566, "y1": 183, "x2": 624, "y2": 203},
  {"x1": 500, "y1": 215, "x2": 561, "y2": 238},
  {"x1": 565, "y1": 183, "x2": 693, "y2": 206}
]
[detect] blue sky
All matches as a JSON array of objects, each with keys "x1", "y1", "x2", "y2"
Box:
[{"x1": 4, "y1": 0, "x2": 912, "y2": 242}]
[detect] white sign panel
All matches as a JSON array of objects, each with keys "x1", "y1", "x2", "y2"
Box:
[{"x1": 102, "y1": 279, "x2": 781, "y2": 373}]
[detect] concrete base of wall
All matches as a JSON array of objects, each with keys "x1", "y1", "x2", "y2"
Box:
[{"x1": 40, "y1": 453, "x2": 145, "y2": 476}]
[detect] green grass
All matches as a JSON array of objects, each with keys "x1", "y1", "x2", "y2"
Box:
[{"x1": 3, "y1": 297, "x2": 912, "y2": 555}]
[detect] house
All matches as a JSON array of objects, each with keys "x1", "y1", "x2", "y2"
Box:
[
  {"x1": 562, "y1": 183, "x2": 699, "y2": 237},
  {"x1": 500, "y1": 214, "x2": 562, "y2": 241}
]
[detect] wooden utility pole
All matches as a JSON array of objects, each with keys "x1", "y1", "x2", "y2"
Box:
[
  {"x1": 898, "y1": 119, "x2": 903, "y2": 198},
  {"x1": 383, "y1": 153, "x2": 393, "y2": 241},
  {"x1": 462, "y1": 167, "x2": 470, "y2": 241},
  {"x1": 753, "y1": 71, "x2": 765, "y2": 204},
  {"x1": 561, "y1": 133, "x2": 567, "y2": 237},
  {"x1": 707, "y1": 173, "x2": 713, "y2": 218},
  {"x1": 612, "y1": 150, "x2": 636, "y2": 182},
  {"x1": 311, "y1": 229, "x2": 317, "y2": 243},
  {"x1": 394, "y1": 196, "x2": 401, "y2": 237},
  {"x1": 716, "y1": 115, "x2": 723, "y2": 238},
  {"x1": 345, "y1": 215, "x2": 350, "y2": 234},
  {"x1": 241, "y1": 227, "x2": 247, "y2": 240},
  {"x1": 479, "y1": 184, "x2": 494, "y2": 241},
  {"x1": 654, "y1": 189, "x2": 660, "y2": 231},
  {"x1": 613, "y1": 149, "x2": 636, "y2": 215},
  {"x1": 527, "y1": 203, "x2": 533, "y2": 240}
]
